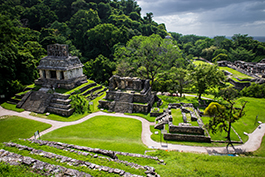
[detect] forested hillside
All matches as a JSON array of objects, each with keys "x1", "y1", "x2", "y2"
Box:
[
  {"x1": 170, "y1": 32, "x2": 265, "y2": 63},
  {"x1": 1, "y1": 0, "x2": 265, "y2": 98},
  {"x1": 0, "y1": 0, "x2": 167, "y2": 97}
]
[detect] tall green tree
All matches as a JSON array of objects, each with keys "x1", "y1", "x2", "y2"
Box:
[
  {"x1": 21, "y1": 3, "x2": 58, "y2": 30},
  {"x1": 169, "y1": 67, "x2": 188, "y2": 97},
  {"x1": 83, "y1": 54, "x2": 116, "y2": 85},
  {"x1": 85, "y1": 23, "x2": 126, "y2": 60},
  {"x1": 189, "y1": 64, "x2": 226, "y2": 100},
  {"x1": 205, "y1": 87, "x2": 247, "y2": 148},
  {"x1": 229, "y1": 47, "x2": 255, "y2": 62},
  {"x1": 68, "y1": 9, "x2": 101, "y2": 52},
  {"x1": 0, "y1": 14, "x2": 45, "y2": 97},
  {"x1": 115, "y1": 34, "x2": 182, "y2": 88}
]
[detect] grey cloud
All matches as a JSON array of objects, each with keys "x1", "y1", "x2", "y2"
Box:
[
  {"x1": 137, "y1": 0, "x2": 261, "y2": 16},
  {"x1": 136, "y1": 0, "x2": 265, "y2": 36},
  {"x1": 200, "y1": 1, "x2": 265, "y2": 24}
]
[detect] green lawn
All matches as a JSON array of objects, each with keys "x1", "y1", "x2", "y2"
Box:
[
  {"x1": 0, "y1": 162, "x2": 43, "y2": 177},
  {"x1": 0, "y1": 116, "x2": 51, "y2": 143},
  {"x1": 147, "y1": 150, "x2": 265, "y2": 177},
  {"x1": 125, "y1": 112, "x2": 156, "y2": 122},
  {"x1": 29, "y1": 111, "x2": 91, "y2": 122},
  {"x1": 220, "y1": 67, "x2": 253, "y2": 80},
  {"x1": 1, "y1": 102, "x2": 24, "y2": 112},
  {"x1": 41, "y1": 116, "x2": 148, "y2": 154},
  {"x1": 201, "y1": 116, "x2": 241, "y2": 142},
  {"x1": 233, "y1": 97, "x2": 265, "y2": 142},
  {"x1": 171, "y1": 108, "x2": 184, "y2": 125},
  {"x1": 193, "y1": 60, "x2": 211, "y2": 66}
]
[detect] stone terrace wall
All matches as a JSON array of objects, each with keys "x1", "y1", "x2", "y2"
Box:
[
  {"x1": 164, "y1": 133, "x2": 211, "y2": 142},
  {"x1": 228, "y1": 78, "x2": 251, "y2": 90},
  {"x1": 168, "y1": 125, "x2": 205, "y2": 135}
]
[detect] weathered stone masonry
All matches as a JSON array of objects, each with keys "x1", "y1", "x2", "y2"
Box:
[
  {"x1": 99, "y1": 75, "x2": 157, "y2": 113},
  {"x1": 35, "y1": 44, "x2": 87, "y2": 89}
]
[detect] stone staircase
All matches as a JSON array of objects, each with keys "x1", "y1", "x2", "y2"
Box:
[
  {"x1": 46, "y1": 93, "x2": 74, "y2": 117},
  {"x1": 78, "y1": 83, "x2": 97, "y2": 94},
  {"x1": 83, "y1": 85, "x2": 102, "y2": 96},
  {"x1": 20, "y1": 91, "x2": 54, "y2": 114}
]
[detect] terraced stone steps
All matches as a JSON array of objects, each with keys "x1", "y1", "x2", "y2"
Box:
[
  {"x1": 25, "y1": 139, "x2": 164, "y2": 173},
  {"x1": 0, "y1": 149, "x2": 92, "y2": 177},
  {"x1": 47, "y1": 93, "x2": 74, "y2": 116},
  {"x1": 78, "y1": 83, "x2": 97, "y2": 93},
  {"x1": 27, "y1": 139, "x2": 162, "y2": 162},
  {"x1": 2, "y1": 140, "x2": 162, "y2": 177},
  {"x1": 82, "y1": 85, "x2": 103, "y2": 96}
]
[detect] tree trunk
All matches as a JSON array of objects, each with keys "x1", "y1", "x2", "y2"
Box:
[
  {"x1": 198, "y1": 93, "x2": 202, "y2": 100},
  {"x1": 226, "y1": 121, "x2": 234, "y2": 149},
  {"x1": 227, "y1": 121, "x2": 232, "y2": 142}
]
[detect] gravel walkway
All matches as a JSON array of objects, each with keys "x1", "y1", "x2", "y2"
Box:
[{"x1": 1, "y1": 106, "x2": 264, "y2": 154}]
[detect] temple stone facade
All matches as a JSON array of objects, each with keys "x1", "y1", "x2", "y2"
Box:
[
  {"x1": 35, "y1": 44, "x2": 87, "y2": 89},
  {"x1": 98, "y1": 75, "x2": 157, "y2": 113}
]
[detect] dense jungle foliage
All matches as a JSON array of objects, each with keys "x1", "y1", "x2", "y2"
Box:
[{"x1": 0, "y1": 0, "x2": 265, "y2": 98}]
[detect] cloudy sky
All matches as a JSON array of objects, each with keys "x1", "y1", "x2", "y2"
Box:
[{"x1": 136, "y1": 0, "x2": 265, "y2": 37}]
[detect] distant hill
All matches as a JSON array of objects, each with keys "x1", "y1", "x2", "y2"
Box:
[{"x1": 225, "y1": 36, "x2": 265, "y2": 42}]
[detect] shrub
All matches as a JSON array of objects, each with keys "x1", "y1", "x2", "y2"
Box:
[
  {"x1": 240, "y1": 83, "x2": 265, "y2": 98},
  {"x1": 70, "y1": 92, "x2": 90, "y2": 114}
]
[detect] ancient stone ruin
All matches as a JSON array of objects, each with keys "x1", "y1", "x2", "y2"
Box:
[
  {"x1": 98, "y1": 75, "x2": 157, "y2": 113},
  {"x1": 217, "y1": 60, "x2": 265, "y2": 89},
  {"x1": 35, "y1": 44, "x2": 87, "y2": 89},
  {"x1": 154, "y1": 103, "x2": 211, "y2": 142},
  {"x1": 17, "y1": 44, "x2": 87, "y2": 116},
  {"x1": 1, "y1": 139, "x2": 162, "y2": 177}
]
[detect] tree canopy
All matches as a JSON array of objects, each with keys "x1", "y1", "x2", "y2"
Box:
[
  {"x1": 114, "y1": 34, "x2": 183, "y2": 87},
  {"x1": 189, "y1": 64, "x2": 226, "y2": 100},
  {"x1": 205, "y1": 87, "x2": 247, "y2": 147}
]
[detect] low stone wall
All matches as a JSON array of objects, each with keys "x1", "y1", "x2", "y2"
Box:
[
  {"x1": 229, "y1": 78, "x2": 251, "y2": 90},
  {"x1": 98, "y1": 100, "x2": 111, "y2": 109},
  {"x1": 150, "y1": 112, "x2": 164, "y2": 117},
  {"x1": 79, "y1": 82, "x2": 97, "y2": 93},
  {"x1": 169, "y1": 125, "x2": 205, "y2": 135},
  {"x1": 46, "y1": 107, "x2": 74, "y2": 117},
  {"x1": 0, "y1": 149, "x2": 91, "y2": 177},
  {"x1": 164, "y1": 133, "x2": 211, "y2": 142},
  {"x1": 182, "y1": 112, "x2": 187, "y2": 123},
  {"x1": 133, "y1": 103, "x2": 150, "y2": 113},
  {"x1": 99, "y1": 100, "x2": 151, "y2": 113},
  {"x1": 82, "y1": 85, "x2": 102, "y2": 96}
]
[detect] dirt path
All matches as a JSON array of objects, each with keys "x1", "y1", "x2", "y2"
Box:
[{"x1": 1, "y1": 106, "x2": 264, "y2": 154}]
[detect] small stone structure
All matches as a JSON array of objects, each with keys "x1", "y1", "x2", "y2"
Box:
[
  {"x1": 154, "y1": 103, "x2": 211, "y2": 143},
  {"x1": 98, "y1": 75, "x2": 157, "y2": 113},
  {"x1": 35, "y1": 44, "x2": 87, "y2": 89}
]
